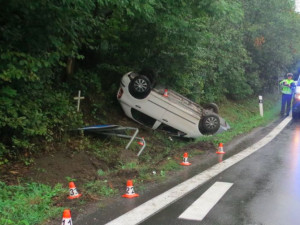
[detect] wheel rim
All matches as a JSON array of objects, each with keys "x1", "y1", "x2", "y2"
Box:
[
  {"x1": 134, "y1": 78, "x2": 148, "y2": 92},
  {"x1": 204, "y1": 117, "x2": 218, "y2": 129}
]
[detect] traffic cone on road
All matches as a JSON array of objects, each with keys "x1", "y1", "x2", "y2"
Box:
[
  {"x1": 122, "y1": 180, "x2": 139, "y2": 198},
  {"x1": 216, "y1": 143, "x2": 225, "y2": 154},
  {"x1": 218, "y1": 154, "x2": 224, "y2": 163},
  {"x1": 61, "y1": 209, "x2": 72, "y2": 225},
  {"x1": 180, "y1": 152, "x2": 191, "y2": 166},
  {"x1": 163, "y1": 89, "x2": 168, "y2": 97},
  {"x1": 67, "y1": 181, "x2": 82, "y2": 199}
]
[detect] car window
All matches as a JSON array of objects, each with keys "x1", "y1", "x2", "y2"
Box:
[
  {"x1": 131, "y1": 108, "x2": 156, "y2": 127},
  {"x1": 157, "y1": 123, "x2": 186, "y2": 136}
]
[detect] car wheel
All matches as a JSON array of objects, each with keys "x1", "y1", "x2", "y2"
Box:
[
  {"x1": 199, "y1": 114, "x2": 220, "y2": 135},
  {"x1": 139, "y1": 68, "x2": 156, "y2": 86},
  {"x1": 204, "y1": 103, "x2": 219, "y2": 114},
  {"x1": 129, "y1": 75, "x2": 151, "y2": 99}
]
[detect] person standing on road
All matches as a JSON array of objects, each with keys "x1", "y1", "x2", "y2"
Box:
[{"x1": 280, "y1": 73, "x2": 295, "y2": 117}]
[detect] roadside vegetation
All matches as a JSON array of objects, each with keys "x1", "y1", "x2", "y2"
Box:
[
  {"x1": 0, "y1": 95, "x2": 280, "y2": 224},
  {"x1": 0, "y1": 0, "x2": 299, "y2": 224},
  {"x1": 1, "y1": 0, "x2": 300, "y2": 163},
  {"x1": 0, "y1": 182, "x2": 64, "y2": 225}
]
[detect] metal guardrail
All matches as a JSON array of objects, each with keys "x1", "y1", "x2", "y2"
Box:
[{"x1": 78, "y1": 125, "x2": 146, "y2": 156}]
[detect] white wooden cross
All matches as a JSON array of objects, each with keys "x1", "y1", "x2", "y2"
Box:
[{"x1": 74, "y1": 90, "x2": 85, "y2": 112}]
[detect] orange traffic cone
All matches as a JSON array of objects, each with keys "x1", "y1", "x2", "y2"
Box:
[
  {"x1": 67, "y1": 181, "x2": 82, "y2": 199},
  {"x1": 218, "y1": 154, "x2": 224, "y2": 163},
  {"x1": 216, "y1": 143, "x2": 225, "y2": 154},
  {"x1": 137, "y1": 137, "x2": 144, "y2": 146},
  {"x1": 61, "y1": 209, "x2": 72, "y2": 225},
  {"x1": 163, "y1": 89, "x2": 168, "y2": 97},
  {"x1": 122, "y1": 180, "x2": 139, "y2": 198},
  {"x1": 180, "y1": 152, "x2": 191, "y2": 166}
]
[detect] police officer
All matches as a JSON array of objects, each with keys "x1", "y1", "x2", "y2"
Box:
[{"x1": 280, "y1": 73, "x2": 295, "y2": 117}]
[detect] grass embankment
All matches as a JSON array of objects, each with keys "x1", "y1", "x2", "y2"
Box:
[
  {"x1": 197, "y1": 95, "x2": 281, "y2": 145},
  {"x1": 0, "y1": 182, "x2": 64, "y2": 225},
  {"x1": 0, "y1": 94, "x2": 281, "y2": 224}
]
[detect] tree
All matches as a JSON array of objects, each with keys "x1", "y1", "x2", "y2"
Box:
[{"x1": 242, "y1": 0, "x2": 300, "y2": 92}]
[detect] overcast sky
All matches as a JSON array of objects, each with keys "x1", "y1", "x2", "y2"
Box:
[{"x1": 296, "y1": 0, "x2": 300, "y2": 12}]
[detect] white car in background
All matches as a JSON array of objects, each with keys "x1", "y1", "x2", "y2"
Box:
[{"x1": 117, "y1": 72, "x2": 230, "y2": 138}]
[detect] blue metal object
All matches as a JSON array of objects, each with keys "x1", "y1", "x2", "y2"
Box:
[{"x1": 78, "y1": 125, "x2": 146, "y2": 156}]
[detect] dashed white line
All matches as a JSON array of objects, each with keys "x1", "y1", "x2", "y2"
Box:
[
  {"x1": 178, "y1": 181, "x2": 233, "y2": 221},
  {"x1": 105, "y1": 117, "x2": 292, "y2": 225}
]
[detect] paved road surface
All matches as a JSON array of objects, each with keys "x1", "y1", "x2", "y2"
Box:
[
  {"x1": 140, "y1": 118, "x2": 300, "y2": 225},
  {"x1": 75, "y1": 117, "x2": 300, "y2": 225}
]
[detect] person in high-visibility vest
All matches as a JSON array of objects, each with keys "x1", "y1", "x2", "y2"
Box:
[{"x1": 280, "y1": 73, "x2": 296, "y2": 117}]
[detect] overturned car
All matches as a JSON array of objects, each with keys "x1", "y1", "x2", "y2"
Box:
[{"x1": 117, "y1": 72, "x2": 230, "y2": 138}]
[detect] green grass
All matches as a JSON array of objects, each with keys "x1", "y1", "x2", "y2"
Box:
[
  {"x1": 83, "y1": 180, "x2": 118, "y2": 198},
  {"x1": 119, "y1": 162, "x2": 138, "y2": 170},
  {"x1": 196, "y1": 95, "x2": 281, "y2": 145},
  {"x1": 160, "y1": 158, "x2": 181, "y2": 171},
  {"x1": 0, "y1": 94, "x2": 282, "y2": 223},
  {"x1": 0, "y1": 182, "x2": 64, "y2": 225}
]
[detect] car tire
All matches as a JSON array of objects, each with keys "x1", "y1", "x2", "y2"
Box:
[
  {"x1": 199, "y1": 114, "x2": 220, "y2": 135},
  {"x1": 204, "y1": 103, "x2": 219, "y2": 114},
  {"x1": 129, "y1": 75, "x2": 151, "y2": 99},
  {"x1": 139, "y1": 68, "x2": 156, "y2": 86}
]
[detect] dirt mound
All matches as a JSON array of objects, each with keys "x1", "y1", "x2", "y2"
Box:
[
  {"x1": 1, "y1": 150, "x2": 101, "y2": 185},
  {"x1": 27, "y1": 151, "x2": 104, "y2": 185},
  {"x1": 0, "y1": 139, "x2": 215, "y2": 186}
]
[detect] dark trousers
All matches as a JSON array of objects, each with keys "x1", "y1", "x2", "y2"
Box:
[{"x1": 281, "y1": 94, "x2": 292, "y2": 116}]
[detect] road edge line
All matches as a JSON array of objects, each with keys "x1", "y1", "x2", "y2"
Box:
[{"x1": 105, "y1": 117, "x2": 292, "y2": 225}]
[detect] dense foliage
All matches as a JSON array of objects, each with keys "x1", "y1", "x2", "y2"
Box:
[{"x1": 1, "y1": 0, "x2": 300, "y2": 160}]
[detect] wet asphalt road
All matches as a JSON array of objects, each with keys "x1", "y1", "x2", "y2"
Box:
[
  {"x1": 141, "y1": 119, "x2": 300, "y2": 225},
  {"x1": 75, "y1": 118, "x2": 300, "y2": 225}
]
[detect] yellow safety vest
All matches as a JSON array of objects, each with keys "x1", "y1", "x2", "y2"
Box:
[{"x1": 280, "y1": 79, "x2": 294, "y2": 94}]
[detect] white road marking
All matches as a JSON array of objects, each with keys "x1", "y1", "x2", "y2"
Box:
[
  {"x1": 105, "y1": 117, "x2": 292, "y2": 225},
  {"x1": 178, "y1": 182, "x2": 233, "y2": 221}
]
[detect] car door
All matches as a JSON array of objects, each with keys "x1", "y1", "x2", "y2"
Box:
[{"x1": 129, "y1": 90, "x2": 169, "y2": 129}]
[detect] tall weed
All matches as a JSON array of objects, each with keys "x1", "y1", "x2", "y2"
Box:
[{"x1": 0, "y1": 182, "x2": 64, "y2": 225}]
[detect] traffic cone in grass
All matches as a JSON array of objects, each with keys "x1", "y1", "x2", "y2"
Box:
[
  {"x1": 137, "y1": 137, "x2": 144, "y2": 146},
  {"x1": 122, "y1": 180, "x2": 139, "y2": 198},
  {"x1": 180, "y1": 152, "x2": 191, "y2": 166},
  {"x1": 68, "y1": 182, "x2": 82, "y2": 199},
  {"x1": 61, "y1": 209, "x2": 72, "y2": 225},
  {"x1": 163, "y1": 89, "x2": 168, "y2": 97},
  {"x1": 216, "y1": 143, "x2": 225, "y2": 154}
]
